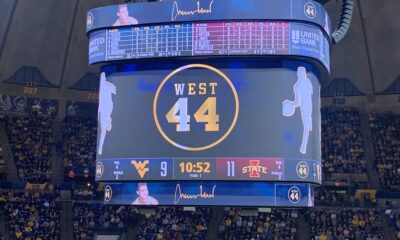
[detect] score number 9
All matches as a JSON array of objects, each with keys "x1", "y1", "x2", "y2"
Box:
[
  {"x1": 166, "y1": 97, "x2": 219, "y2": 132},
  {"x1": 161, "y1": 161, "x2": 167, "y2": 177}
]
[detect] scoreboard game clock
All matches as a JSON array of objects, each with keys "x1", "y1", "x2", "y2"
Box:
[{"x1": 88, "y1": 0, "x2": 331, "y2": 207}]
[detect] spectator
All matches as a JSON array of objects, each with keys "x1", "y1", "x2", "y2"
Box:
[
  {"x1": 218, "y1": 209, "x2": 298, "y2": 240},
  {"x1": 73, "y1": 203, "x2": 139, "y2": 240},
  {"x1": 62, "y1": 117, "x2": 97, "y2": 168},
  {"x1": 137, "y1": 207, "x2": 211, "y2": 240},
  {"x1": 307, "y1": 208, "x2": 383, "y2": 240},
  {"x1": 369, "y1": 112, "x2": 400, "y2": 191},
  {"x1": 5, "y1": 115, "x2": 54, "y2": 183},
  {"x1": 321, "y1": 107, "x2": 367, "y2": 174},
  {"x1": 0, "y1": 190, "x2": 61, "y2": 240}
]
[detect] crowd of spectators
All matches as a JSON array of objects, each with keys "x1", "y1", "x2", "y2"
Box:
[
  {"x1": 369, "y1": 112, "x2": 400, "y2": 191},
  {"x1": 62, "y1": 117, "x2": 97, "y2": 168},
  {"x1": 0, "y1": 190, "x2": 61, "y2": 240},
  {"x1": 72, "y1": 182, "x2": 99, "y2": 200},
  {"x1": 137, "y1": 207, "x2": 211, "y2": 240},
  {"x1": 5, "y1": 114, "x2": 54, "y2": 183},
  {"x1": 321, "y1": 107, "x2": 367, "y2": 174},
  {"x1": 0, "y1": 147, "x2": 5, "y2": 168},
  {"x1": 314, "y1": 187, "x2": 355, "y2": 207},
  {"x1": 387, "y1": 211, "x2": 400, "y2": 239},
  {"x1": 73, "y1": 203, "x2": 139, "y2": 240},
  {"x1": 307, "y1": 208, "x2": 383, "y2": 240},
  {"x1": 218, "y1": 208, "x2": 298, "y2": 240}
]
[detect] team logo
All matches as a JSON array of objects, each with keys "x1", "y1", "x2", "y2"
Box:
[
  {"x1": 304, "y1": 2, "x2": 317, "y2": 19},
  {"x1": 131, "y1": 160, "x2": 149, "y2": 178},
  {"x1": 288, "y1": 186, "x2": 301, "y2": 204},
  {"x1": 296, "y1": 161, "x2": 309, "y2": 178},
  {"x1": 86, "y1": 12, "x2": 94, "y2": 29},
  {"x1": 242, "y1": 160, "x2": 268, "y2": 178},
  {"x1": 96, "y1": 161, "x2": 104, "y2": 178},
  {"x1": 292, "y1": 30, "x2": 300, "y2": 44},
  {"x1": 104, "y1": 185, "x2": 112, "y2": 202}
]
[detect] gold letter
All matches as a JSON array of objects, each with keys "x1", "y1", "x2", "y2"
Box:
[
  {"x1": 199, "y1": 83, "x2": 207, "y2": 95},
  {"x1": 209, "y1": 82, "x2": 217, "y2": 95},
  {"x1": 188, "y1": 83, "x2": 196, "y2": 95}
]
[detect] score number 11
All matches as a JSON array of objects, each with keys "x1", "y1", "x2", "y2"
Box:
[{"x1": 226, "y1": 161, "x2": 235, "y2": 177}]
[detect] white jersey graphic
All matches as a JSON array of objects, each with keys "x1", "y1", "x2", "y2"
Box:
[
  {"x1": 282, "y1": 67, "x2": 313, "y2": 154},
  {"x1": 98, "y1": 72, "x2": 117, "y2": 155}
]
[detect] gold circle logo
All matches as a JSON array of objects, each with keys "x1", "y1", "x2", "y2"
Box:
[{"x1": 153, "y1": 64, "x2": 239, "y2": 151}]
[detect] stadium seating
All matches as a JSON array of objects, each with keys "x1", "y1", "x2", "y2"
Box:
[
  {"x1": 137, "y1": 207, "x2": 211, "y2": 240},
  {"x1": 5, "y1": 115, "x2": 54, "y2": 183},
  {"x1": 369, "y1": 112, "x2": 400, "y2": 191},
  {"x1": 73, "y1": 203, "x2": 139, "y2": 240},
  {"x1": 218, "y1": 208, "x2": 298, "y2": 240},
  {"x1": 0, "y1": 191, "x2": 61, "y2": 240},
  {"x1": 307, "y1": 208, "x2": 383, "y2": 240},
  {"x1": 0, "y1": 147, "x2": 5, "y2": 169},
  {"x1": 62, "y1": 117, "x2": 97, "y2": 168},
  {"x1": 321, "y1": 107, "x2": 367, "y2": 174}
]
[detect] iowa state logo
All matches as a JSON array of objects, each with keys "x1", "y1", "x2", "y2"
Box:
[
  {"x1": 131, "y1": 160, "x2": 149, "y2": 178},
  {"x1": 242, "y1": 160, "x2": 268, "y2": 178}
]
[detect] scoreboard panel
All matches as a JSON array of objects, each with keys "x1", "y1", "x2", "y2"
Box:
[
  {"x1": 103, "y1": 181, "x2": 314, "y2": 207},
  {"x1": 96, "y1": 61, "x2": 322, "y2": 185},
  {"x1": 90, "y1": 0, "x2": 331, "y2": 207},
  {"x1": 89, "y1": 21, "x2": 330, "y2": 72},
  {"x1": 97, "y1": 158, "x2": 321, "y2": 183}
]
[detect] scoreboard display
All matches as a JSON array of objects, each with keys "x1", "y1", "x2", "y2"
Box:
[
  {"x1": 89, "y1": 21, "x2": 330, "y2": 71},
  {"x1": 88, "y1": 0, "x2": 331, "y2": 207}
]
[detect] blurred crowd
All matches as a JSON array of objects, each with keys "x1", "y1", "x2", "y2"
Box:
[
  {"x1": 0, "y1": 147, "x2": 5, "y2": 169},
  {"x1": 0, "y1": 191, "x2": 61, "y2": 240},
  {"x1": 62, "y1": 117, "x2": 97, "y2": 167},
  {"x1": 218, "y1": 209, "x2": 298, "y2": 240},
  {"x1": 321, "y1": 107, "x2": 367, "y2": 174},
  {"x1": 73, "y1": 203, "x2": 139, "y2": 240},
  {"x1": 307, "y1": 208, "x2": 383, "y2": 240},
  {"x1": 387, "y1": 211, "x2": 400, "y2": 239},
  {"x1": 369, "y1": 112, "x2": 400, "y2": 191},
  {"x1": 72, "y1": 182, "x2": 99, "y2": 200},
  {"x1": 137, "y1": 207, "x2": 211, "y2": 240},
  {"x1": 5, "y1": 115, "x2": 54, "y2": 183}
]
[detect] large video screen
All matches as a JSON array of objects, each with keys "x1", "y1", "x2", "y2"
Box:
[
  {"x1": 103, "y1": 181, "x2": 314, "y2": 207},
  {"x1": 96, "y1": 61, "x2": 321, "y2": 184}
]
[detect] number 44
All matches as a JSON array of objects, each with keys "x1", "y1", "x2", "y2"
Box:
[{"x1": 166, "y1": 97, "x2": 219, "y2": 132}]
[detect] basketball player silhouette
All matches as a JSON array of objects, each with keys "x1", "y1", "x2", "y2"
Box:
[
  {"x1": 283, "y1": 67, "x2": 313, "y2": 154},
  {"x1": 98, "y1": 72, "x2": 116, "y2": 155}
]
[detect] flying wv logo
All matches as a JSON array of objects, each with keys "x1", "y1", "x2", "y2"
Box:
[{"x1": 131, "y1": 160, "x2": 149, "y2": 178}]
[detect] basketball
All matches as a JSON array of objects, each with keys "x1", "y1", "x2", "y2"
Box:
[{"x1": 282, "y1": 100, "x2": 295, "y2": 117}]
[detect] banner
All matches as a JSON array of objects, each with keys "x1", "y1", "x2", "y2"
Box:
[{"x1": 103, "y1": 181, "x2": 314, "y2": 207}]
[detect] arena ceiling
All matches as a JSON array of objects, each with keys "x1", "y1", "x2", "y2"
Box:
[{"x1": 0, "y1": 0, "x2": 399, "y2": 94}]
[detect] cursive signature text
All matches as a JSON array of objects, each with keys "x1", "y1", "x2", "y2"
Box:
[
  {"x1": 171, "y1": 0, "x2": 214, "y2": 21},
  {"x1": 174, "y1": 184, "x2": 216, "y2": 204}
]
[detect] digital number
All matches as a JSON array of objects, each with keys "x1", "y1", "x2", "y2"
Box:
[
  {"x1": 186, "y1": 162, "x2": 193, "y2": 172},
  {"x1": 290, "y1": 191, "x2": 299, "y2": 201},
  {"x1": 194, "y1": 97, "x2": 219, "y2": 131},
  {"x1": 227, "y1": 161, "x2": 235, "y2": 177},
  {"x1": 166, "y1": 97, "x2": 219, "y2": 132},
  {"x1": 161, "y1": 161, "x2": 167, "y2": 177},
  {"x1": 166, "y1": 98, "x2": 190, "y2": 132},
  {"x1": 204, "y1": 162, "x2": 210, "y2": 173},
  {"x1": 196, "y1": 162, "x2": 204, "y2": 173},
  {"x1": 178, "y1": 162, "x2": 211, "y2": 173}
]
